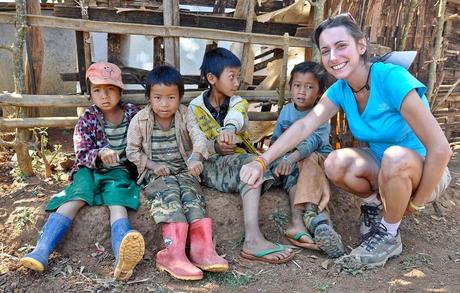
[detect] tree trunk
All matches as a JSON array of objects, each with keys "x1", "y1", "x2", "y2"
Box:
[
  {"x1": 397, "y1": 0, "x2": 419, "y2": 51},
  {"x1": 427, "y1": 0, "x2": 447, "y2": 103},
  {"x1": 13, "y1": 0, "x2": 33, "y2": 176}
]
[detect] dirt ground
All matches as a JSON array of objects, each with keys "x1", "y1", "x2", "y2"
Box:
[{"x1": 0, "y1": 129, "x2": 459, "y2": 293}]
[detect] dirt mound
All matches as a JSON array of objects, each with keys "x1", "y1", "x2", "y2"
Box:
[{"x1": 1, "y1": 147, "x2": 459, "y2": 292}]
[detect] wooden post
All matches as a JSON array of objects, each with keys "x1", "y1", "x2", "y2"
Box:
[
  {"x1": 24, "y1": 0, "x2": 42, "y2": 124},
  {"x1": 277, "y1": 33, "x2": 289, "y2": 113},
  {"x1": 368, "y1": 0, "x2": 384, "y2": 44},
  {"x1": 312, "y1": 0, "x2": 324, "y2": 62},
  {"x1": 107, "y1": 33, "x2": 122, "y2": 65},
  {"x1": 397, "y1": 0, "x2": 419, "y2": 51},
  {"x1": 163, "y1": 0, "x2": 180, "y2": 68},
  {"x1": 238, "y1": 0, "x2": 255, "y2": 90},
  {"x1": 153, "y1": 37, "x2": 164, "y2": 66},
  {"x1": 213, "y1": 0, "x2": 227, "y2": 14},
  {"x1": 13, "y1": 0, "x2": 33, "y2": 176},
  {"x1": 427, "y1": 0, "x2": 447, "y2": 103},
  {"x1": 25, "y1": 0, "x2": 43, "y2": 95},
  {"x1": 75, "y1": 0, "x2": 92, "y2": 94}
]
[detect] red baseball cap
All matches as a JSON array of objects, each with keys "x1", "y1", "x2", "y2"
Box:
[{"x1": 86, "y1": 62, "x2": 124, "y2": 89}]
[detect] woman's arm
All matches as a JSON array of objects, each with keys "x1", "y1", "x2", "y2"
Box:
[
  {"x1": 262, "y1": 97, "x2": 339, "y2": 163},
  {"x1": 240, "y1": 96, "x2": 339, "y2": 187},
  {"x1": 400, "y1": 89, "x2": 452, "y2": 206}
]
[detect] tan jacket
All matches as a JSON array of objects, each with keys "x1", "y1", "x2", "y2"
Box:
[{"x1": 126, "y1": 104, "x2": 208, "y2": 184}]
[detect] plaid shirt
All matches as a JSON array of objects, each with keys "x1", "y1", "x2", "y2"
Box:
[{"x1": 71, "y1": 101, "x2": 139, "y2": 179}]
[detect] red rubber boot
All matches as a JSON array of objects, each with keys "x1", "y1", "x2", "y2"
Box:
[
  {"x1": 156, "y1": 222, "x2": 203, "y2": 281},
  {"x1": 189, "y1": 218, "x2": 229, "y2": 272}
]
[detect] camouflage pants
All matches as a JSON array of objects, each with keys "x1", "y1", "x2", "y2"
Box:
[
  {"x1": 201, "y1": 153, "x2": 275, "y2": 196},
  {"x1": 143, "y1": 172, "x2": 206, "y2": 224}
]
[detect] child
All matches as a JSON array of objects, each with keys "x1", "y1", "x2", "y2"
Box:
[
  {"x1": 126, "y1": 65, "x2": 228, "y2": 281},
  {"x1": 271, "y1": 61, "x2": 345, "y2": 258},
  {"x1": 20, "y1": 62, "x2": 145, "y2": 281},
  {"x1": 188, "y1": 47, "x2": 294, "y2": 264}
]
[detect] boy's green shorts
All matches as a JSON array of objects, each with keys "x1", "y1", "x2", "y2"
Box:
[{"x1": 46, "y1": 167, "x2": 140, "y2": 211}]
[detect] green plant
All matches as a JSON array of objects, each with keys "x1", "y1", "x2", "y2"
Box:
[
  {"x1": 15, "y1": 208, "x2": 37, "y2": 229},
  {"x1": 269, "y1": 210, "x2": 288, "y2": 235},
  {"x1": 13, "y1": 166, "x2": 29, "y2": 183},
  {"x1": 314, "y1": 281, "x2": 332, "y2": 292},
  {"x1": 229, "y1": 233, "x2": 245, "y2": 249},
  {"x1": 17, "y1": 243, "x2": 35, "y2": 254},
  {"x1": 205, "y1": 271, "x2": 253, "y2": 288},
  {"x1": 400, "y1": 253, "x2": 432, "y2": 269}
]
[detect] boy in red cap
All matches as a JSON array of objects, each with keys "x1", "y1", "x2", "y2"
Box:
[{"x1": 20, "y1": 62, "x2": 145, "y2": 281}]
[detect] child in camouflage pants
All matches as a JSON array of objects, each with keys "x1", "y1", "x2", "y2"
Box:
[{"x1": 126, "y1": 65, "x2": 228, "y2": 281}]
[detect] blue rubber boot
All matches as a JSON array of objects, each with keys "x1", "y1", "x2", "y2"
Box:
[
  {"x1": 111, "y1": 218, "x2": 145, "y2": 281},
  {"x1": 20, "y1": 213, "x2": 72, "y2": 272}
]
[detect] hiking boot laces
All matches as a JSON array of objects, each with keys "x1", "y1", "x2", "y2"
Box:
[
  {"x1": 360, "y1": 222, "x2": 389, "y2": 252},
  {"x1": 360, "y1": 204, "x2": 382, "y2": 228}
]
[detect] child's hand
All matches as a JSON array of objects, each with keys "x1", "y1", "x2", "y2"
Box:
[
  {"x1": 215, "y1": 140, "x2": 236, "y2": 155},
  {"x1": 153, "y1": 164, "x2": 170, "y2": 176},
  {"x1": 187, "y1": 153, "x2": 204, "y2": 176},
  {"x1": 275, "y1": 156, "x2": 295, "y2": 176},
  {"x1": 188, "y1": 160, "x2": 203, "y2": 176},
  {"x1": 99, "y1": 148, "x2": 119, "y2": 165},
  {"x1": 219, "y1": 129, "x2": 236, "y2": 145}
]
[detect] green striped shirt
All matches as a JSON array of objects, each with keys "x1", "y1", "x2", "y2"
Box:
[
  {"x1": 151, "y1": 120, "x2": 187, "y2": 175},
  {"x1": 102, "y1": 116, "x2": 128, "y2": 169}
]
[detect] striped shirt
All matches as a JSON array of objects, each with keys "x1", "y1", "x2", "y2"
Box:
[
  {"x1": 151, "y1": 120, "x2": 187, "y2": 175},
  {"x1": 102, "y1": 116, "x2": 129, "y2": 170}
]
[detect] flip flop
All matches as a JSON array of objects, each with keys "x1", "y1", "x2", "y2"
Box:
[
  {"x1": 286, "y1": 231, "x2": 321, "y2": 251},
  {"x1": 240, "y1": 244, "x2": 295, "y2": 264}
]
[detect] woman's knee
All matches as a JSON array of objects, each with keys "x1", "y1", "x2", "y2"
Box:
[
  {"x1": 324, "y1": 151, "x2": 348, "y2": 181},
  {"x1": 380, "y1": 146, "x2": 415, "y2": 179}
]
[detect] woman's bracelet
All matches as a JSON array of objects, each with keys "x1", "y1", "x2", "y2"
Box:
[
  {"x1": 409, "y1": 200, "x2": 425, "y2": 211},
  {"x1": 254, "y1": 156, "x2": 268, "y2": 173}
]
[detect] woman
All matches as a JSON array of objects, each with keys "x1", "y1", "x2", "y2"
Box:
[{"x1": 240, "y1": 13, "x2": 452, "y2": 267}]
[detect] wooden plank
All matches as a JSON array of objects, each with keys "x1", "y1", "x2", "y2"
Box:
[
  {"x1": 53, "y1": 6, "x2": 299, "y2": 37},
  {"x1": 60, "y1": 72, "x2": 266, "y2": 85},
  {"x1": 0, "y1": 117, "x2": 78, "y2": 128},
  {"x1": 0, "y1": 13, "x2": 311, "y2": 48},
  {"x1": 0, "y1": 111, "x2": 279, "y2": 128},
  {"x1": 0, "y1": 91, "x2": 290, "y2": 107}
]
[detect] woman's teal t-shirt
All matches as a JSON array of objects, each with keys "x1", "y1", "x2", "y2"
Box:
[{"x1": 324, "y1": 62, "x2": 429, "y2": 161}]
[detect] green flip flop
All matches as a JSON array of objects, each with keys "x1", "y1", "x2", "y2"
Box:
[{"x1": 240, "y1": 244, "x2": 295, "y2": 264}]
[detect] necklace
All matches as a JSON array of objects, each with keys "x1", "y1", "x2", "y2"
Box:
[{"x1": 350, "y1": 64, "x2": 373, "y2": 93}]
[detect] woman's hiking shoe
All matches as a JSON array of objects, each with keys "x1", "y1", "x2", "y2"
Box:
[
  {"x1": 359, "y1": 203, "x2": 383, "y2": 237},
  {"x1": 111, "y1": 218, "x2": 145, "y2": 281},
  {"x1": 350, "y1": 223, "x2": 402, "y2": 268},
  {"x1": 20, "y1": 213, "x2": 72, "y2": 272}
]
